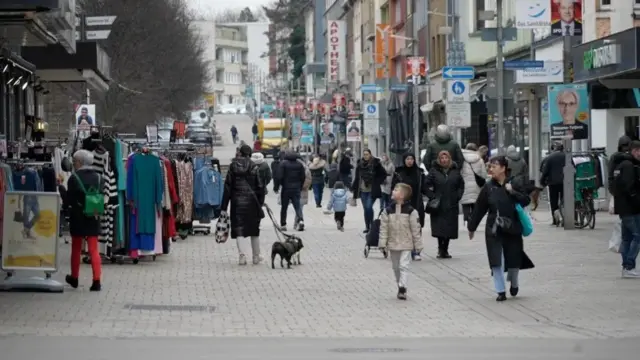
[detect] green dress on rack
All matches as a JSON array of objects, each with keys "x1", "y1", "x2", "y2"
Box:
[{"x1": 131, "y1": 153, "x2": 164, "y2": 233}]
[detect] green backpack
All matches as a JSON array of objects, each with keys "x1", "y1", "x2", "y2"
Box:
[{"x1": 72, "y1": 172, "x2": 105, "y2": 216}]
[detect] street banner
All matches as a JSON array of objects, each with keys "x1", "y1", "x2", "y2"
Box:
[
  {"x1": 75, "y1": 104, "x2": 96, "y2": 140},
  {"x1": 406, "y1": 56, "x2": 427, "y2": 85},
  {"x1": 2, "y1": 192, "x2": 61, "y2": 271},
  {"x1": 319, "y1": 120, "x2": 335, "y2": 145},
  {"x1": 551, "y1": 0, "x2": 582, "y2": 37},
  {"x1": 547, "y1": 83, "x2": 589, "y2": 140}
]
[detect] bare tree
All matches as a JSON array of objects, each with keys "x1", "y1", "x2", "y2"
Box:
[{"x1": 74, "y1": 0, "x2": 210, "y2": 134}]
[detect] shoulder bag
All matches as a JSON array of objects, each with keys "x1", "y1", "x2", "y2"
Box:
[{"x1": 469, "y1": 164, "x2": 486, "y2": 187}]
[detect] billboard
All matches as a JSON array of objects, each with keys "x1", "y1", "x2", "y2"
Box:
[{"x1": 548, "y1": 84, "x2": 589, "y2": 140}]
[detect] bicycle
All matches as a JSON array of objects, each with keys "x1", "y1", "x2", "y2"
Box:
[{"x1": 555, "y1": 188, "x2": 596, "y2": 229}]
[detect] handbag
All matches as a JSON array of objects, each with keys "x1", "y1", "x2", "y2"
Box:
[
  {"x1": 349, "y1": 196, "x2": 357, "y2": 207},
  {"x1": 13, "y1": 196, "x2": 23, "y2": 223},
  {"x1": 515, "y1": 204, "x2": 533, "y2": 237},
  {"x1": 425, "y1": 196, "x2": 440, "y2": 214},
  {"x1": 366, "y1": 209, "x2": 385, "y2": 247},
  {"x1": 214, "y1": 211, "x2": 230, "y2": 243}
]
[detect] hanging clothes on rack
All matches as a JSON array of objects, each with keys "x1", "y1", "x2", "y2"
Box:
[
  {"x1": 0, "y1": 162, "x2": 12, "y2": 247},
  {"x1": 126, "y1": 151, "x2": 164, "y2": 255},
  {"x1": 193, "y1": 162, "x2": 223, "y2": 223},
  {"x1": 175, "y1": 160, "x2": 194, "y2": 224},
  {"x1": 160, "y1": 156, "x2": 178, "y2": 243}
]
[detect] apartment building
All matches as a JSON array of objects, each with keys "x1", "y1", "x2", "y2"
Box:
[{"x1": 303, "y1": 0, "x2": 327, "y2": 100}]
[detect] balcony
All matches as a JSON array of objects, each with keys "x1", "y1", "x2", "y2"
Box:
[
  {"x1": 214, "y1": 59, "x2": 224, "y2": 69},
  {"x1": 216, "y1": 37, "x2": 248, "y2": 49}
]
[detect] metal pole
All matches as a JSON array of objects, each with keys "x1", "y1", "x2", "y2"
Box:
[
  {"x1": 384, "y1": 30, "x2": 390, "y2": 154},
  {"x1": 562, "y1": 35, "x2": 575, "y2": 230},
  {"x1": 496, "y1": 0, "x2": 505, "y2": 155},
  {"x1": 413, "y1": 42, "x2": 420, "y2": 157}
]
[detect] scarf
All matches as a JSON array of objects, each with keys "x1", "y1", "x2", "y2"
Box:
[{"x1": 359, "y1": 159, "x2": 374, "y2": 186}]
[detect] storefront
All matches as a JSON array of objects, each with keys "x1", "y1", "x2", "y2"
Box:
[{"x1": 571, "y1": 27, "x2": 640, "y2": 155}]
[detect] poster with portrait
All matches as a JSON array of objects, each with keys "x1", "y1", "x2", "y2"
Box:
[
  {"x1": 291, "y1": 120, "x2": 303, "y2": 144},
  {"x1": 1, "y1": 192, "x2": 60, "y2": 271},
  {"x1": 333, "y1": 93, "x2": 346, "y2": 112},
  {"x1": 319, "y1": 121, "x2": 335, "y2": 145},
  {"x1": 406, "y1": 56, "x2": 427, "y2": 85},
  {"x1": 346, "y1": 120, "x2": 361, "y2": 142},
  {"x1": 547, "y1": 84, "x2": 589, "y2": 140},
  {"x1": 551, "y1": 0, "x2": 582, "y2": 37},
  {"x1": 75, "y1": 104, "x2": 96, "y2": 140},
  {"x1": 300, "y1": 122, "x2": 314, "y2": 145}
]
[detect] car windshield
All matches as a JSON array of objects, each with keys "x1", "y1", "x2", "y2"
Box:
[{"x1": 263, "y1": 130, "x2": 282, "y2": 138}]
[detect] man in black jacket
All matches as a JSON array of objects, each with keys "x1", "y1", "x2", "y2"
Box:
[
  {"x1": 271, "y1": 150, "x2": 284, "y2": 193},
  {"x1": 612, "y1": 141, "x2": 640, "y2": 278},
  {"x1": 276, "y1": 151, "x2": 306, "y2": 231},
  {"x1": 541, "y1": 143, "x2": 565, "y2": 225},
  {"x1": 608, "y1": 135, "x2": 632, "y2": 195}
]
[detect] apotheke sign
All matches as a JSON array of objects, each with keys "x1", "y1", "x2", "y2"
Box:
[
  {"x1": 327, "y1": 20, "x2": 346, "y2": 83},
  {"x1": 583, "y1": 44, "x2": 620, "y2": 70}
]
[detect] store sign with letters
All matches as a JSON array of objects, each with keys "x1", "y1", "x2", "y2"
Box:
[
  {"x1": 583, "y1": 44, "x2": 620, "y2": 70},
  {"x1": 326, "y1": 20, "x2": 346, "y2": 83}
]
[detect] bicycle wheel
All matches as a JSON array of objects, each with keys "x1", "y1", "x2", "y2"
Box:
[{"x1": 574, "y1": 201, "x2": 589, "y2": 229}]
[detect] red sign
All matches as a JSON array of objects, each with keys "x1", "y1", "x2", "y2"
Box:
[
  {"x1": 295, "y1": 102, "x2": 304, "y2": 111},
  {"x1": 309, "y1": 99, "x2": 320, "y2": 112},
  {"x1": 332, "y1": 93, "x2": 346, "y2": 109},
  {"x1": 277, "y1": 99, "x2": 285, "y2": 109}
]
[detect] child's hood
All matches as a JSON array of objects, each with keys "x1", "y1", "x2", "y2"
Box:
[{"x1": 333, "y1": 188, "x2": 347, "y2": 198}]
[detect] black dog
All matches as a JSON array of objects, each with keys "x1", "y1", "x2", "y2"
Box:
[{"x1": 271, "y1": 237, "x2": 304, "y2": 269}]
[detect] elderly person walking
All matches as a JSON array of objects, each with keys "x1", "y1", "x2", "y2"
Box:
[
  {"x1": 460, "y1": 143, "x2": 488, "y2": 224},
  {"x1": 65, "y1": 149, "x2": 104, "y2": 291},
  {"x1": 379, "y1": 153, "x2": 395, "y2": 212}
]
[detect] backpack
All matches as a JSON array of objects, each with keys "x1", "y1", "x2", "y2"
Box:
[{"x1": 72, "y1": 172, "x2": 104, "y2": 216}]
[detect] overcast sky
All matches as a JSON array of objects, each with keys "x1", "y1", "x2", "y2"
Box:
[{"x1": 188, "y1": 0, "x2": 269, "y2": 11}]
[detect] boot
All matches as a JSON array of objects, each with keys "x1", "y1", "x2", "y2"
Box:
[
  {"x1": 90, "y1": 280, "x2": 101, "y2": 292},
  {"x1": 65, "y1": 275, "x2": 78, "y2": 289},
  {"x1": 397, "y1": 286, "x2": 407, "y2": 300}
]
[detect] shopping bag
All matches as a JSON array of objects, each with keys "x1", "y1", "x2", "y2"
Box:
[
  {"x1": 349, "y1": 197, "x2": 357, "y2": 207},
  {"x1": 515, "y1": 204, "x2": 533, "y2": 237},
  {"x1": 366, "y1": 209, "x2": 385, "y2": 247},
  {"x1": 609, "y1": 220, "x2": 621, "y2": 253},
  {"x1": 215, "y1": 211, "x2": 230, "y2": 243},
  {"x1": 13, "y1": 196, "x2": 23, "y2": 223},
  {"x1": 608, "y1": 197, "x2": 615, "y2": 215}
]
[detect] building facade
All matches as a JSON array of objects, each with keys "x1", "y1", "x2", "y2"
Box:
[{"x1": 303, "y1": 0, "x2": 327, "y2": 100}]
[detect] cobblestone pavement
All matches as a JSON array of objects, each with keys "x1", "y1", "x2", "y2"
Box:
[{"x1": 1, "y1": 114, "x2": 639, "y2": 346}]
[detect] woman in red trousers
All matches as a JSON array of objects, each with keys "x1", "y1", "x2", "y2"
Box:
[{"x1": 64, "y1": 149, "x2": 103, "y2": 291}]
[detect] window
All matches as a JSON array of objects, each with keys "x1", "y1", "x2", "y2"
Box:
[
  {"x1": 394, "y1": 0, "x2": 401, "y2": 25},
  {"x1": 635, "y1": 0, "x2": 640, "y2": 7},
  {"x1": 474, "y1": 0, "x2": 486, "y2": 31},
  {"x1": 599, "y1": 0, "x2": 611, "y2": 8}
]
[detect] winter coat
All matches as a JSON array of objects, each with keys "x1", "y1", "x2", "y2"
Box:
[
  {"x1": 308, "y1": 158, "x2": 327, "y2": 185},
  {"x1": 506, "y1": 148, "x2": 529, "y2": 189},
  {"x1": 608, "y1": 135, "x2": 632, "y2": 195},
  {"x1": 251, "y1": 152, "x2": 272, "y2": 187},
  {"x1": 460, "y1": 149, "x2": 488, "y2": 205},
  {"x1": 66, "y1": 167, "x2": 104, "y2": 237},
  {"x1": 612, "y1": 154, "x2": 640, "y2": 216},
  {"x1": 351, "y1": 157, "x2": 387, "y2": 200},
  {"x1": 326, "y1": 162, "x2": 339, "y2": 188},
  {"x1": 327, "y1": 188, "x2": 348, "y2": 212},
  {"x1": 424, "y1": 161, "x2": 464, "y2": 239},
  {"x1": 467, "y1": 179, "x2": 535, "y2": 271},
  {"x1": 271, "y1": 152, "x2": 284, "y2": 191},
  {"x1": 275, "y1": 152, "x2": 306, "y2": 194},
  {"x1": 339, "y1": 155, "x2": 353, "y2": 175},
  {"x1": 221, "y1": 157, "x2": 265, "y2": 239},
  {"x1": 380, "y1": 160, "x2": 395, "y2": 194},
  {"x1": 422, "y1": 131, "x2": 465, "y2": 170},
  {"x1": 541, "y1": 150, "x2": 565, "y2": 186},
  {"x1": 379, "y1": 203, "x2": 423, "y2": 251},
  {"x1": 391, "y1": 155, "x2": 427, "y2": 227}
]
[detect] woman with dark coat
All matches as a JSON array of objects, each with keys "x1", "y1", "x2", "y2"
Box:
[
  {"x1": 467, "y1": 156, "x2": 535, "y2": 302},
  {"x1": 391, "y1": 153, "x2": 427, "y2": 259},
  {"x1": 351, "y1": 149, "x2": 387, "y2": 233},
  {"x1": 221, "y1": 144, "x2": 266, "y2": 266},
  {"x1": 424, "y1": 150, "x2": 464, "y2": 259}
]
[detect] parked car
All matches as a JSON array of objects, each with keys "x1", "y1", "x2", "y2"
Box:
[{"x1": 220, "y1": 104, "x2": 237, "y2": 114}]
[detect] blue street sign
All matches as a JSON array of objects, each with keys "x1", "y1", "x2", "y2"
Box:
[
  {"x1": 366, "y1": 104, "x2": 376, "y2": 113},
  {"x1": 503, "y1": 60, "x2": 544, "y2": 70},
  {"x1": 390, "y1": 84, "x2": 408, "y2": 91},
  {"x1": 442, "y1": 66, "x2": 475, "y2": 79},
  {"x1": 360, "y1": 84, "x2": 383, "y2": 93},
  {"x1": 451, "y1": 81, "x2": 465, "y2": 95}
]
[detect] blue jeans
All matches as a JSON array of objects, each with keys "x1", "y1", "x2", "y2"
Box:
[
  {"x1": 380, "y1": 193, "x2": 391, "y2": 213},
  {"x1": 281, "y1": 192, "x2": 303, "y2": 226},
  {"x1": 620, "y1": 214, "x2": 640, "y2": 270},
  {"x1": 491, "y1": 251, "x2": 520, "y2": 293},
  {"x1": 312, "y1": 183, "x2": 324, "y2": 206},
  {"x1": 22, "y1": 195, "x2": 40, "y2": 230},
  {"x1": 360, "y1": 191, "x2": 374, "y2": 230}
]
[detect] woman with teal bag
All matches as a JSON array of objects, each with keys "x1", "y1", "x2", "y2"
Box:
[{"x1": 467, "y1": 156, "x2": 535, "y2": 302}]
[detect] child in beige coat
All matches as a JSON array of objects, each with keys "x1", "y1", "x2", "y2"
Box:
[{"x1": 378, "y1": 183, "x2": 423, "y2": 300}]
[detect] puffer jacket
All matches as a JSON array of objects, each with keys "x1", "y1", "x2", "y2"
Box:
[
  {"x1": 422, "y1": 131, "x2": 465, "y2": 170},
  {"x1": 275, "y1": 152, "x2": 306, "y2": 194},
  {"x1": 506, "y1": 147, "x2": 529, "y2": 185},
  {"x1": 327, "y1": 188, "x2": 348, "y2": 212},
  {"x1": 251, "y1": 152, "x2": 272, "y2": 187},
  {"x1": 380, "y1": 159, "x2": 395, "y2": 194},
  {"x1": 460, "y1": 149, "x2": 488, "y2": 205},
  {"x1": 608, "y1": 135, "x2": 632, "y2": 195},
  {"x1": 308, "y1": 158, "x2": 326, "y2": 185},
  {"x1": 220, "y1": 156, "x2": 265, "y2": 239},
  {"x1": 297, "y1": 157, "x2": 312, "y2": 205},
  {"x1": 379, "y1": 202, "x2": 423, "y2": 251}
]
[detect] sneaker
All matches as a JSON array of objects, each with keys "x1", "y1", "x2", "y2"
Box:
[
  {"x1": 252, "y1": 255, "x2": 263, "y2": 265},
  {"x1": 297, "y1": 221, "x2": 304, "y2": 231},
  {"x1": 622, "y1": 269, "x2": 640, "y2": 278},
  {"x1": 280, "y1": 225, "x2": 287, "y2": 232},
  {"x1": 413, "y1": 254, "x2": 422, "y2": 261},
  {"x1": 496, "y1": 292, "x2": 507, "y2": 302},
  {"x1": 238, "y1": 254, "x2": 247, "y2": 266},
  {"x1": 397, "y1": 286, "x2": 407, "y2": 300},
  {"x1": 316, "y1": 204, "x2": 322, "y2": 208}
]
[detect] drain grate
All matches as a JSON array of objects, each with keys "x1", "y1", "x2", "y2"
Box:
[
  {"x1": 329, "y1": 348, "x2": 407, "y2": 353},
  {"x1": 124, "y1": 304, "x2": 215, "y2": 312}
]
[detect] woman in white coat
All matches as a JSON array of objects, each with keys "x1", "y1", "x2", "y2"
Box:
[{"x1": 460, "y1": 143, "x2": 488, "y2": 223}]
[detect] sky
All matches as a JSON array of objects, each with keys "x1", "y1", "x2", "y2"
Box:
[{"x1": 188, "y1": 0, "x2": 270, "y2": 12}]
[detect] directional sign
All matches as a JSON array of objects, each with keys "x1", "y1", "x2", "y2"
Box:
[
  {"x1": 390, "y1": 84, "x2": 408, "y2": 92},
  {"x1": 360, "y1": 84, "x2": 383, "y2": 93},
  {"x1": 363, "y1": 102, "x2": 378, "y2": 120},
  {"x1": 85, "y1": 16, "x2": 117, "y2": 26},
  {"x1": 503, "y1": 60, "x2": 544, "y2": 70},
  {"x1": 443, "y1": 66, "x2": 475, "y2": 80},
  {"x1": 447, "y1": 80, "x2": 470, "y2": 102}
]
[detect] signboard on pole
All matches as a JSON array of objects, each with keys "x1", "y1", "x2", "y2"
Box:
[
  {"x1": 2, "y1": 192, "x2": 61, "y2": 272},
  {"x1": 346, "y1": 120, "x2": 361, "y2": 142},
  {"x1": 446, "y1": 80, "x2": 471, "y2": 128},
  {"x1": 75, "y1": 104, "x2": 96, "y2": 140}
]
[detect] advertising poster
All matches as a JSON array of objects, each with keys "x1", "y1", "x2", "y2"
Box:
[
  {"x1": 514, "y1": 0, "x2": 551, "y2": 29},
  {"x1": 406, "y1": 56, "x2": 427, "y2": 85},
  {"x1": 292, "y1": 120, "x2": 303, "y2": 144},
  {"x1": 547, "y1": 84, "x2": 589, "y2": 140},
  {"x1": 346, "y1": 120, "x2": 362, "y2": 142},
  {"x1": 2, "y1": 192, "x2": 60, "y2": 271},
  {"x1": 551, "y1": 0, "x2": 582, "y2": 36},
  {"x1": 300, "y1": 122, "x2": 314, "y2": 145},
  {"x1": 319, "y1": 121, "x2": 335, "y2": 145},
  {"x1": 75, "y1": 104, "x2": 96, "y2": 140}
]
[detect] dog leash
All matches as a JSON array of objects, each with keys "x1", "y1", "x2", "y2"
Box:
[{"x1": 263, "y1": 203, "x2": 292, "y2": 243}]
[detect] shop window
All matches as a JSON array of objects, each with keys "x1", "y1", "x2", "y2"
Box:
[{"x1": 624, "y1": 116, "x2": 639, "y2": 141}]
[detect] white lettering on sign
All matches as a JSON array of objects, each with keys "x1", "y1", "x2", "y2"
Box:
[
  {"x1": 326, "y1": 20, "x2": 346, "y2": 83},
  {"x1": 593, "y1": 44, "x2": 619, "y2": 68}
]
